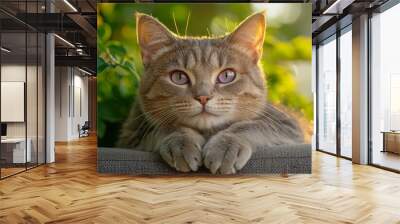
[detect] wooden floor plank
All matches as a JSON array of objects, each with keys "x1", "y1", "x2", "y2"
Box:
[{"x1": 0, "y1": 135, "x2": 400, "y2": 223}]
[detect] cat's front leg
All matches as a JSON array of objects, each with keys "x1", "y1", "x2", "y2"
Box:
[
  {"x1": 203, "y1": 131, "x2": 252, "y2": 174},
  {"x1": 159, "y1": 127, "x2": 205, "y2": 172}
]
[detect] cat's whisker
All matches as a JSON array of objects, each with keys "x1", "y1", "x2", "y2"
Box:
[
  {"x1": 129, "y1": 105, "x2": 172, "y2": 123},
  {"x1": 254, "y1": 103, "x2": 293, "y2": 127},
  {"x1": 158, "y1": 112, "x2": 177, "y2": 129},
  {"x1": 138, "y1": 103, "x2": 175, "y2": 126},
  {"x1": 237, "y1": 113, "x2": 280, "y2": 133},
  {"x1": 171, "y1": 102, "x2": 191, "y2": 105},
  {"x1": 131, "y1": 109, "x2": 166, "y2": 133},
  {"x1": 172, "y1": 12, "x2": 180, "y2": 36},
  {"x1": 175, "y1": 106, "x2": 197, "y2": 111},
  {"x1": 217, "y1": 98, "x2": 233, "y2": 101},
  {"x1": 237, "y1": 101, "x2": 285, "y2": 121},
  {"x1": 235, "y1": 106, "x2": 281, "y2": 132},
  {"x1": 141, "y1": 111, "x2": 174, "y2": 142},
  {"x1": 185, "y1": 12, "x2": 191, "y2": 37},
  {"x1": 206, "y1": 27, "x2": 211, "y2": 37},
  {"x1": 174, "y1": 105, "x2": 194, "y2": 109},
  {"x1": 134, "y1": 109, "x2": 169, "y2": 141},
  {"x1": 239, "y1": 106, "x2": 281, "y2": 126},
  {"x1": 146, "y1": 112, "x2": 177, "y2": 141},
  {"x1": 208, "y1": 105, "x2": 231, "y2": 109}
]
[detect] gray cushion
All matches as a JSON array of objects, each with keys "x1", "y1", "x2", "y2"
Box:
[{"x1": 97, "y1": 144, "x2": 311, "y2": 175}]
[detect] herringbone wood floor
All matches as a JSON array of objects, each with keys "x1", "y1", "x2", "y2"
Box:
[{"x1": 1, "y1": 135, "x2": 400, "y2": 224}]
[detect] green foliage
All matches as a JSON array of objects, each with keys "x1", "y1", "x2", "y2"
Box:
[
  {"x1": 97, "y1": 3, "x2": 312, "y2": 146},
  {"x1": 97, "y1": 30, "x2": 141, "y2": 144},
  {"x1": 263, "y1": 36, "x2": 313, "y2": 119}
]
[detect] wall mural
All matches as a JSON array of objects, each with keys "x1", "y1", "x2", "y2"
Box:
[{"x1": 97, "y1": 3, "x2": 313, "y2": 175}]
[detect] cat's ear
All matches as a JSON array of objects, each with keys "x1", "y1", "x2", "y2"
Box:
[
  {"x1": 227, "y1": 11, "x2": 266, "y2": 62},
  {"x1": 136, "y1": 13, "x2": 175, "y2": 65}
]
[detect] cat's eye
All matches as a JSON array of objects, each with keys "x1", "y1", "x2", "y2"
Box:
[
  {"x1": 170, "y1": 70, "x2": 189, "y2": 85},
  {"x1": 217, "y1": 69, "x2": 236, "y2": 84}
]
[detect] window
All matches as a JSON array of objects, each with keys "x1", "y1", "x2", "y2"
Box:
[
  {"x1": 339, "y1": 27, "x2": 352, "y2": 158},
  {"x1": 0, "y1": 1, "x2": 47, "y2": 179},
  {"x1": 317, "y1": 35, "x2": 337, "y2": 154},
  {"x1": 371, "y1": 3, "x2": 400, "y2": 171}
]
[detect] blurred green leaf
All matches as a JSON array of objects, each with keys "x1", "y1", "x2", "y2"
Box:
[
  {"x1": 97, "y1": 57, "x2": 108, "y2": 74},
  {"x1": 106, "y1": 41, "x2": 127, "y2": 64},
  {"x1": 98, "y1": 23, "x2": 112, "y2": 42}
]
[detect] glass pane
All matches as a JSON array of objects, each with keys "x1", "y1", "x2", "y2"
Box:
[
  {"x1": 0, "y1": 0, "x2": 46, "y2": 178},
  {"x1": 340, "y1": 29, "x2": 352, "y2": 158},
  {"x1": 318, "y1": 36, "x2": 337, "y2": 154},
  {"x1": 27, "y1": 31, "x2": 38, "y2": 169},
  {"x1": 312, "y1": 45, "x2": 317, "y2": 150},
  {"x1": 26, "y1": 0, "x2": 40, "y2": 170},
  {"x1": 1, "y1": 31, "x2": 27, "y2": 177},
  {"x1": 38, "y1": 33, "x2": 45, "y2": 165},
  {"x1": 371, "y1": 4, "x2": 400, "y2": 171}
]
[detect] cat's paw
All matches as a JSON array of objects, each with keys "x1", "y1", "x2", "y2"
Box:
[
  {"x1": 203, "y1": 133, "x2": 252, "y2": 174},
  {"x1": 160, "y1": 133, "x2": 203, "y2": 172}
]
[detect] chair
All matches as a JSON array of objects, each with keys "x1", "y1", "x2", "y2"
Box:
[{"x1": 78, "y1": 121, "x2": 90, "y2": 138}]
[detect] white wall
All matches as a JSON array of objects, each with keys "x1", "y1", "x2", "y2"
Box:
[
  {"x1": 72, "y1": 73, "x2": 89, "y2": 138},
  {"x1": 1, "y1": 65, "x2": 26, "y2": 130},
  {"x1": 54, "y1": 67, "x2": 89, "y2": 141},
  {"x1": 55, "y1": 67, "x2": 69, "y2": 141},
  {"x1": 1, "y1": 65, "x2": 29, "y2": 137},
  {"x1": 1, "y1": 65, "x2": 26, "y2": 81},
  {"x1": 1, "y1": 63, "x2": 46, "y2": 164}
]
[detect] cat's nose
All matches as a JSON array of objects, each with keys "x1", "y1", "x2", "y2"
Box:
[{"x1": 195, "y1": 95, "x2": 212, "y2": 105}]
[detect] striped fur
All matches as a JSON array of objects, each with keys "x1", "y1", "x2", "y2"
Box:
[{"x1": 117, "y1": 12, "x2": 304, "y2": 174}]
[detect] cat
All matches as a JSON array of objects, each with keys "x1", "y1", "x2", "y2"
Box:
[{"x1": 117, "y1": 11, "x2": 304, "y2": 174}]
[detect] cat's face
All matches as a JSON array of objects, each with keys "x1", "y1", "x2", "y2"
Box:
[{"x1": 136, "y1": 12, "x2": 267, "y2": 130}]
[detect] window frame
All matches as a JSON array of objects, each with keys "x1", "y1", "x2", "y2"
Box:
[{"x1": 315, "y1": 21, "x2": 353, "y2": 161}]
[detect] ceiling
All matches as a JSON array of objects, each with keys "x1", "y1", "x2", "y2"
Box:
[
  {"x1": 0, "y1": 0, "x2": 96, "y2": 74},
  {"x1": 312, "y1": 0, "x2": 390, "y2": 43}
]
